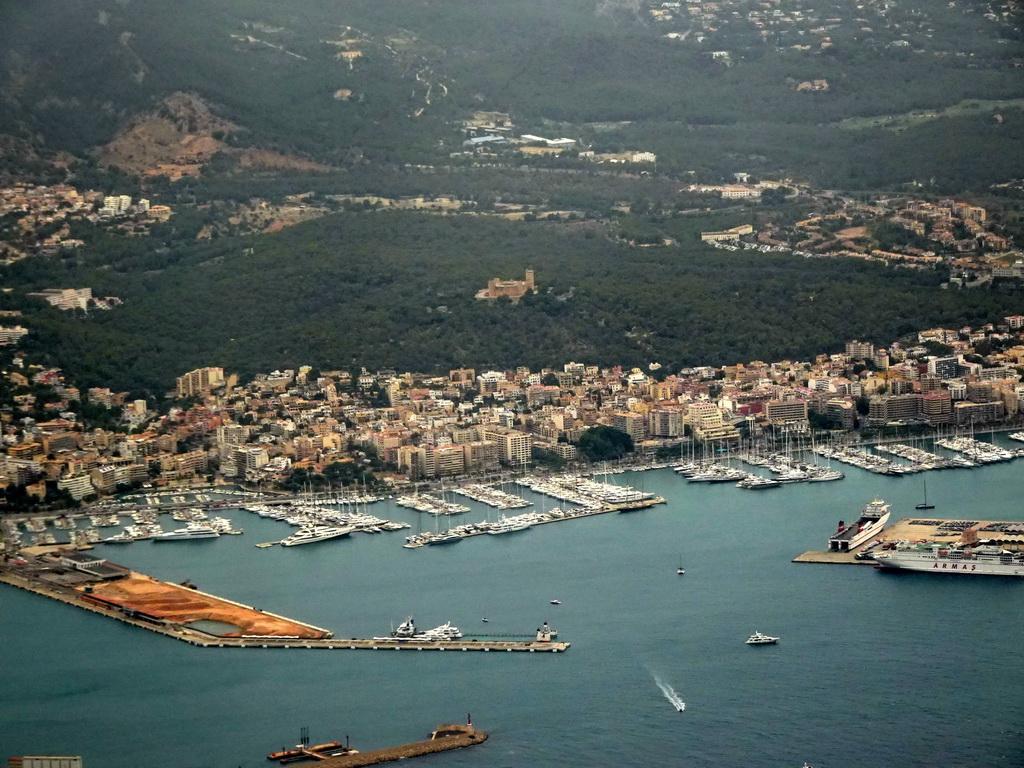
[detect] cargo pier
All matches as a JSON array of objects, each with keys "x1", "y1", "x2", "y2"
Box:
[
  {"x1": 0, "y1": 563, "x2": 569, "y2": 653},
  {"x1": 794, "y1": 515, "x2": 1024, "y2": 565}
]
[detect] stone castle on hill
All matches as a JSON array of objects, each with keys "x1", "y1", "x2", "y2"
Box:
[{"x1": 476, "y1": 270, "x2": 537, "y2": 302}]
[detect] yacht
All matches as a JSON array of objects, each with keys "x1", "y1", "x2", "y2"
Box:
[
  {"x1": 153, "y1": 524, "x2": 220, "y2": 541},
  {"x1": 374, "y1": 617, "x2": 464, "y2": 642},
  {"x1": 427, "y1": 531, "x2": 463, "y2": 545},
  {"x1": 280, "y1": 525, "x2": 355, "y2": 547},
  {"x1": 746, "y1": 631, "x2": 779, "y2": 645},
  {"x1": 414, "y1": 622, "x2": 463, "y2": 640},
  {"x1": 486, "y1": 516, "x2": 532, "y2": 535},
  {"x1": 394, "y1": 616, "x2": 416, "y2": 638},
  {"x1": 102, "y1": 531, "x2": 135, "y2": 544}
]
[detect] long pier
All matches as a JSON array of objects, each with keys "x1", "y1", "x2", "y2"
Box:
[
  {"x1": 0, "y1": 568, "x2": 569, "y2": 653},
  {"x1": 291, "y1": 723, "x2": 487, "y2": 768}
]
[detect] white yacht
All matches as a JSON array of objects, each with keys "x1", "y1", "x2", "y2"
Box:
[
  {"x1": 102, "y1": 531, "x2": 136, "y2": 544},
  {"x1": 153, "y1": 524, "x2": 220, "y2": 541},
  {"x1": 486, "y1": 516, "x2": 532, "y2": 534},
  {"x1": 414, "y1": 622, "x2": 463, "y2": 640},
  {"x1": 374, "y1": 617, "x2": 463, "y2": 642},
  {"x1": 280, "y1": 525, "x2": 355, "y2": 547},
  {"x1": 746, "y1": 631, "x2": 779, "y2": 645}
]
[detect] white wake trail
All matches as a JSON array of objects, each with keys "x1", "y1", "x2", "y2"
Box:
[{"x1": 652, "y1": 674, "x2": 686, "y2": 711}]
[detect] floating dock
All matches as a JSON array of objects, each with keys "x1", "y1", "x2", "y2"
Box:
[
  {"x1": 794, "y1": 517, "x2": 1024, "y2": 565},
  {"x1": 0, "y1": 566, "x2": 569, "y2": 652}
]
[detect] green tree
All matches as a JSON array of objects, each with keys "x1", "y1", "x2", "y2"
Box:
[{"x1": 576, "y1": 425, "x2": 633, "y2": 461}]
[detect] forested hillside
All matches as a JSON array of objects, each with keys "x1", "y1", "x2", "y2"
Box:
[
  {"x1": 1, "y1": 0, "x2": 1022, "y2": 187},
  {"x1": 6, "y1": 211, "x2": 1024, "y2": 394}
]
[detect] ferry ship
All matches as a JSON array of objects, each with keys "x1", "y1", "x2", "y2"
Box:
[
  {"x1": 828, "y1": 498, "x2": 891, "y2": 553},
  {"x1": 153, "y1": 524, "x2": 220, "y2": 541},
  {"x1": 280, "y1": 525, "x2": 355, "y2": 547},
  {"x1": 872, "y1": 544, "x2": 1024, "y2": 576}
]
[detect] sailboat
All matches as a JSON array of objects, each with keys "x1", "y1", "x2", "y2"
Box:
[
  {"x1": 677, "y1": 553, "x2": 685, "y2": 575},
  {"x1": 915, "y1": 475, "x2": 935, "y2": 510}
]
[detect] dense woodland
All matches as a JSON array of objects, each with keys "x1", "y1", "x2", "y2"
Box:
[
  {"x1": 1, "y1": 1, "x2": 1023, "y2": 395},
  {"x1": 1, "y1": 0, "x2": 1023, "y2": 189},
  {"x1": 5, "y1": 211, "x2": 1024, "y2": 396}
]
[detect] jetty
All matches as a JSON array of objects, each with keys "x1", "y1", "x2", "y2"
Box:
[
  {"x1": 403, "y1": 494, "x2": 664, "y2": 548},
  {"x1": 297, "y1": 723, "x2": 487, "y2": 768}
]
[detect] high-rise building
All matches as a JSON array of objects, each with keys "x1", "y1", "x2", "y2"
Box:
[
  {"x1": 868, "y1": 394, "x2": 922, "y2": 424},
  {"x1": 764, "y1": 399, "x2": 809, "y2": 426},
  {"x1": 845, "y1": 340, "x2": 875, "y2": 360},
  {"x1": 825, "y1": 399, "x2": 856, "y2": 429},
  {"x1": 483, "y1": 426, "x2": 532, "y2": 467},
  {"x1": 648, "y1": 408, "x2": 683, "y2": 438},
  {"x1": 611, "y1": 411, "x2": 647, "y2": 444},
  {"x1": 176, "y1": 367, "x2": 225, "y2": 398}
]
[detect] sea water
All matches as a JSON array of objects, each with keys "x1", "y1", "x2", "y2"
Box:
[{"x1": 2, "y1": 439, "x2": 1024, "y2": 768}]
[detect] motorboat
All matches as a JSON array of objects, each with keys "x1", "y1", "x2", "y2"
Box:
[{"x1": 746, "y1": 631, "x2": 779, "y2": 645}]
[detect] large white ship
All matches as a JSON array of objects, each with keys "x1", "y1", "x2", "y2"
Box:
[
  {"x1": 872, "y1": 544, "x2": 1024, "y2": 576},
  {"x1": 280, "y1": 525, "x2": 355, "y2": 547},
  {"x1": 828, "y1": 498, "x2": 891, "y2": 552}
]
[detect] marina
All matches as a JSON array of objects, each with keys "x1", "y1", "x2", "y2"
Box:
[
  {"x1": 394, "y1": 494, "x2": 471, "y2": 516},
  {"x1": 4, "y1": 438, "x2": 1024, "y2": 767},
  {"x1": 451, "y1": 484, "x2": 532, "y2": 509}
]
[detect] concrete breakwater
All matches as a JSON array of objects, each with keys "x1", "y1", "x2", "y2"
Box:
[{"x1": 0, "y1": 567, "x2": 569, "y2": 652}]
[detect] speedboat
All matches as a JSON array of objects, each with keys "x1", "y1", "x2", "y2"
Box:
[
  {"x1": 746, "y1": 631, "x2": 779, "y2": 645},
  {"x1": 550, "y1": 599, "x2": 561, "y2": 605}
]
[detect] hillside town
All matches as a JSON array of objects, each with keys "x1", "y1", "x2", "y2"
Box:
[
  {"x1": 708, "y1": 195, "x2": 1023, "y2": 281},
  {"x1": 0, "y1": 184, "x2": 172, "y2": 264},
  {"x1": 5, "y1": 311, "x2": 1024, "y2": 506},
  {"x1": 647, "y1": 0, "x2": 1014, "y2": 57}
]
